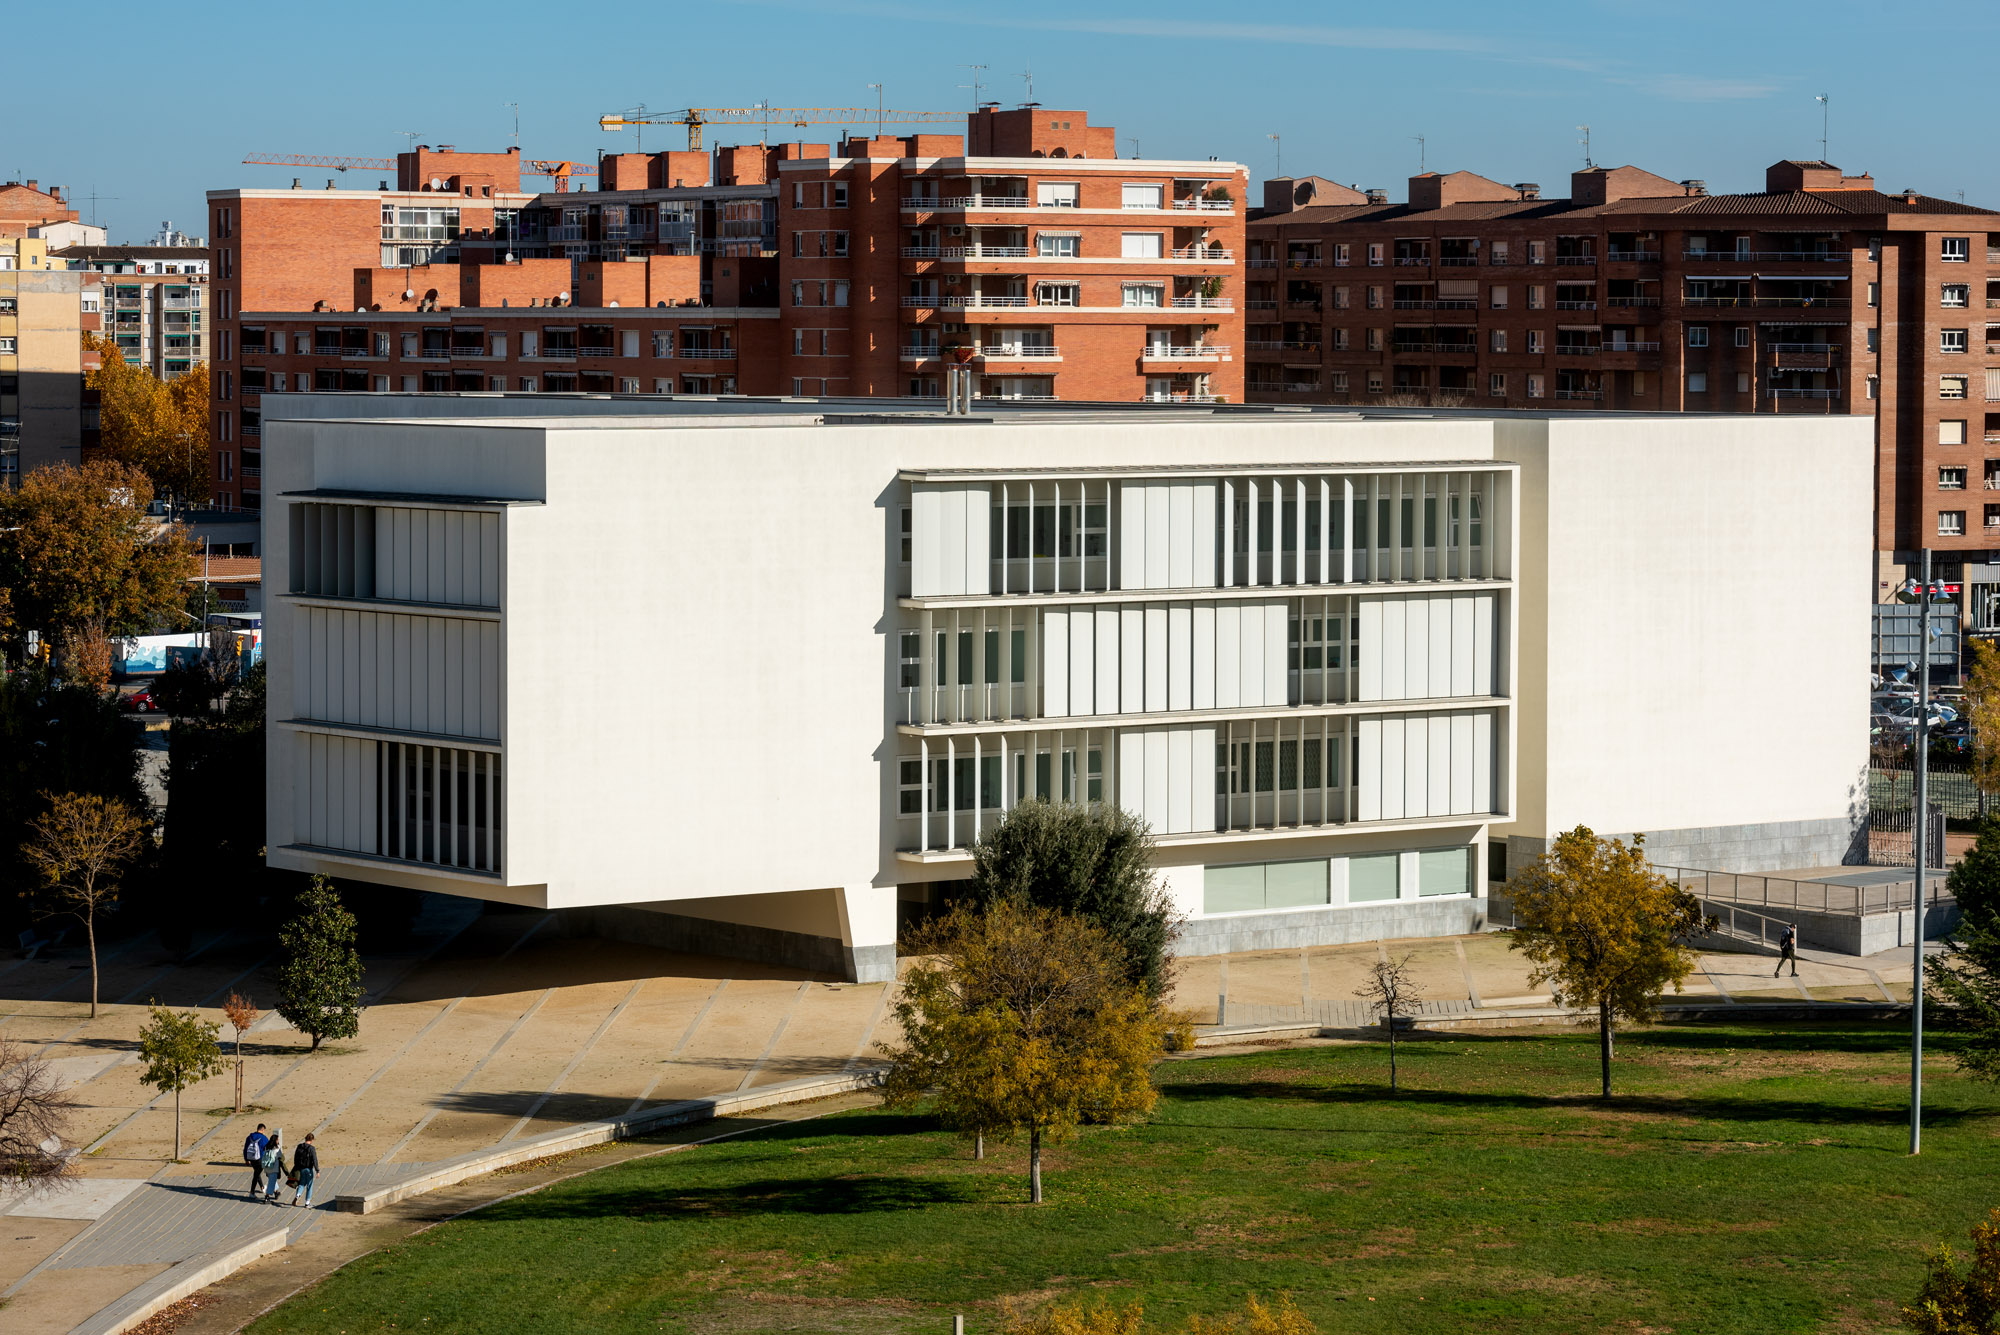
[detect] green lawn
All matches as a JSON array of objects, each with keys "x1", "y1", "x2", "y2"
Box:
[{"x1": 253, "y1": 1022, "x2": 1998, "y2": 1335}]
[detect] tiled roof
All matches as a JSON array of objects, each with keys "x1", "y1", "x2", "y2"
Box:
[
  {"x1": 56, "y1": 245, "x2": 209, "y2": 260},
  {"x1": 190, "y1": 557, "x2": 261, "y2": 583},
  {"x1": 1253, "y1": 188, "x2": 1998, "y2": 228}
]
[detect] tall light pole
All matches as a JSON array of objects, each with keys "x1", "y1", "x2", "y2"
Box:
[{"x1": 1898, "y1": 551, "x2": 1946, "y2": 1154}]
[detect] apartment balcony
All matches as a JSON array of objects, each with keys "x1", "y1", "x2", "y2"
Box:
[
  {"x1": 973, "y1": 391, "x2": 1061, "y2": 401},
  {"x1": 536, "y1": 348, "x2": 578, "y2": 360},
  {"x1": 1174, "y1": 247, "x2": 1234, "y2": 261},
  {"x1": 1246, "y1": 299, "x2": 1278, "y2": 310},
  {"x1": 683, "y1": 347, "x2": 735, "y2": 359},
  {"x1": 549, "y1": 226, "x2": 585, "y2": 242},
  {"x1": 902, "y1": 246, "x2": 942, "y2": 259},
  {"x1": 1171, "y1": 296, "x2": 1233, "y2": 310},
  {"x1": 1768, "y1": 388, "x2": 1840, "y2": 399},
  {"x1": 1555, "y1": 344, "x2": 1602, "y2": 357},
  {"x1": 1555, "y1": 254, "x2": 1597, "y2": 266},
  {"x1": 1686, "y1": 296, "x2": 1849, "y2": 309},
  {"x1": 241, "y1": 422, "x2": 262, "y2": 436},
  {"x1": 1606, "y1": 340, "x2": 1662, "y2": 353},
  {"x1": 1248, "y1": 258, "x2": 1279, "y2": 269},
  {"x1": 900, "y1": 347, "x2": 940, "y2": 360},
  {"x1": 404, "y1": 351, "x2": 454, "y2": 361},
  {"x1": 1143, "y1": 391, "x2": 1224, "y2": 403},
  {"x1": 1682, "y1": 250, "x2": 1843, "y2": 262},
  {"x1": 979, "y1": 344, "x2": 1061, "y2": 360},
  {"x1": 1392, "y1": 299, "x2": 1438, "y2": 310},
  {"x1": 312, "y1": 344, "x2": 343, "y2": 357},
  {"x1": 1554, "y1": 388, "x2": 1603, "y2": 400},
  {"x1": 1393, "y1": 256, "x2": 1431, "y2": 267},
  {"x1": 1435, "y1": 299, "x2": 1476, "y2": 310},
  {"x1": 242, "y1": 464, "x2": 261, "y2": 481},
  {"x1": 577, "y1": 345, "x2": 618, "y2": 358},
  {"x1": 901, "y1": 195, "x2": 1032, "y2": 211},
  {"x1": 1606, "y1": 296, "x2": 1662, "y2": 308},
  {"x1": 1142, "y1": 344, "x2": 1228, "y2": 360},
  {"x1": 901, "y1": 295, "x2": 943, "y2": 307},
  {"x1": 1554, "y1": 300, "x2": 1598, "y2": 311},
  {"x1": 1169, "y1": 198, "x2": 1233, "y2": 212},
  {"x1": 1606, "y1": 250, "x2": 1662, "y2": 263},
  {"x1": 1437, "y1": 256, "x2": 1479, "y2": 268},
  {"x1": 339, "y1": 347, "x2": 378, "y2": 359},
  {"x1": 943, "y1": 295, "x2": 1032, "y2": 309},
  {"x1": 1771, "y1": 343, "x2": 1841, "y2": 367},
  {"x1": 942, "y1": 245, "x2": 1031, "y2": 259}
]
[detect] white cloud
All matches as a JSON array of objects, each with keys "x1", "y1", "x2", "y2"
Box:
[{"x1": 1611, "y1": 73, "x2": 1785, "y2": 101}]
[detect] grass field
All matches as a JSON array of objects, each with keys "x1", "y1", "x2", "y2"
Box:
[{"x1": 252, "y1": 1021, "x2": 1997, "y2": 1335}]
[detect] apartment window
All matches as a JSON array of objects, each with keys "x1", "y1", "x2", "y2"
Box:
[
  {"x1": 1332, "y1": 286, "x2": 1349, "y2": 310},
  {"x1": 1867, "y1": 328, "x2": 1879, "y2": 353},
  {"x1": 1942, "y1": 375, "x2": 1969, "y2": 399},
  {"x1": 1365, "y1": 286, "x2": 1382, "y2": 310},
  {"x1": 653, "y1": 378, "x2": 670, "y2": 393},
  {"x1": 1489, "y1": 372, "x2": 1507, "y2": 397},
  {"x1": 517, "y1": 377, "x2": 536, "y2": 392},
  {"x1": 1527, "y1": 330, "x2": 1544, "y2": 354},
  {"x1": 1333, "y1": 243, "x2": 1350, "y2": 266},
  {"x1": 831, "y1": 182, "x2": 848, "y2": 208},
  {"x1": 1687, "y1": 371, "x2": 1708, "y2": 393},
  {"x1": 1941, "y1": 510, "x2": 1967, "y2": 536},
  {"x1": 1527, "y1": 239, "x2": 1546, "y2": 265},
  {"x1": 373, "y1": 375, "x2": 390, "y2": 391},
  {"x1": 1367, "y1": 371, "x2": 1384, "y2": 393},
  {"x1": 898, "y1": 509, "x2": 913, "y2": 565},
  {"x1": 652, "y1": 330, "x2": 673, "y2": 357},
  {"x1": 1736, "y1": 372, "x2": 1751, "y2": 393},
  {"x1": 1036, "y1": 233, "x2": 1079, "y2": 258},
  {"x1": 1942, "y1": 467, "x2": 1969, "y2": 490},
  {"x1": 791, "y1": 232, "x2": 805, "y2": 257},
  {"x1": 218, "y1": 289, "x2": 232, "y2": 319},
  {"x1": 830, "y1": 232, "x2": 849, "y2": 257},
  {"x1": 1633, "y1": 372, "x2": 1647, "y2": 396},
  {"x1": 1943, "y1": 420, "x2": 1968, "y2": 445},
  {"x1": 1120, "y1": 183, "x2": 1165, "y2": 210},
  {"x1": 1122, "y1": 283, "x2": 1165, "y2": 308},
  {"x1": 1867, "y1": 281, "x2": 1879, "y2": 307},
  {"x1": 1869, "y1": 236, "x2": 1882, "y2": 260},
  {"x1": 1489, "y1": 329, "x2": 1507, "y2": 353},
  {"x1": 1490, "y1": 285, "x2": 1508, "y2": 309},
  {"x1": 1944, "y1": 284, "x2": 1971, "y2": 308},
  {"x1": 1120, "y1": 233, "x2": 1164, "y2": 259},
  {"x1": 0, "y1": 337, "x2": 15, "y2": 355},
  {"x1": 1489, "y1": 241, "x2": 1510, "y2": 265},
  {"x1": 1734, "y1": 326, "x2": 1751, "y2": 348},
  {"x1": 1943, "y1": 236, "x2": 1971, "y2": 262},
  {"x1": 1687, "y1": 326, "x2": 1709, "y2": 348},
  {"x1": 1366, "y1": 243, "x2": 1384, "y2": 267},
  {"x1": 832, "y1": 280, "x2": 850, "y2": 307},
  {"x1": 792, "y1": 281, "x2": 807, "y2": 306},
  {"x1": 1943, "y1": 329, "x2": 1969, "y2": 354},
  {"x1": 1866, "y1": 375, "x2": 1878, "y2": 400},
  {"x1": 1037, "y1": 282, "x2": 1080, "y2": 307},
  {"x1": 1036, "y1": 182, "x2": 1079, "y2": 208},
  {"x1": 1330, "y1": 328, "x2": 1349, "y2": 350},
  {"x1": 1527, "y1": 285, "x2": 1544, "y2": 310},
  {"x1": 1329, "y1": 370, "x2": 1349, "y2": 392},
  {"x1": 1365, "y1": 328, "x2": 1382, "y2": 351},
  {"x1": 218, "y1": 451, "x2": 232, "y2": 482}
]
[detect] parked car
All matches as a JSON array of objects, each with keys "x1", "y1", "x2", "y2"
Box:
[{"x1": 118, "y1": 683, "x2": 158, "y2": 714}]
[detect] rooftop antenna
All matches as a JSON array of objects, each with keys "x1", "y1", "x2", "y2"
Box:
[
  {"x1": 1020, "y1": 62, "x2": 1034, "y2": 103},
  {"x1": 1268, "y1": 133, "x2": 1281, "y2": 178},
  {"x1": 1577, "y1": 125, "x2": 1592, "y2": 169},
  {"x1": 957, "y1": 64, "x2": 988, "y2": 112},
  {"x1": 1128, "y1": 136, "x2": 1140, "y2": 160},
  {"x1": 503, "y1": 101, "x2": 519, "y2": 149},
  {"x1": 867, "y1": 84, "x2": 884, "y2": 138},
  {"x1": 398, "y1": 130, "x2": 420, "y2": 153},
  {"x1": 753, "y1": 100, "x2": 772, "y2": 147},
  {"x1": 84, "y1": 188, "x2": 121, "y2": 228},
  {"x1": 1411, "y1": 133, "x2": 1426, "y2": 173},
  {"x1": 1815, "y1": 93, "x2": 1829, "y2": 160}
]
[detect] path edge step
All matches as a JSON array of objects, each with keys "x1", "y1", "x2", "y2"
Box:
[{"x1": 65, "y1": 1224, "x2": 289, "y2": 1335}]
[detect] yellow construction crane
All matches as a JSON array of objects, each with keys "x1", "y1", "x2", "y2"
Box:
[{"x1": 599, "y1": 107, "x2": 961, "y2": 152}]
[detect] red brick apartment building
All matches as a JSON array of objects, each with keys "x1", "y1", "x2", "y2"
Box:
[
  {"x1": 1245, "y1": 161, "x2": 2000, "y2": 584},
  {"x1": 206, "y1": 109, "x2": 1244, "y2": 508}
]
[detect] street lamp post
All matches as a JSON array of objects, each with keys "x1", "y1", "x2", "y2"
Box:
[{"x1": 1897, "y1": 551, "x2": 1949, "y2": 1154}]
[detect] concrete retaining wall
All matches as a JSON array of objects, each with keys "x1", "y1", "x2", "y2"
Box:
[
  {"x1": 68, "y1": 1225, "x2": 289, "y2": 1335},
  {"x1": 1506, "y1": 815, "x2": 1863, "y2": 877},
  {"x1": 1179, "y1": 897, "x2": 1489, "y2": 956}
]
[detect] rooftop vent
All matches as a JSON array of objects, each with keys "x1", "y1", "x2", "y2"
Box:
[
  {"x1": 1364, "y1": 188, "x2": 1389, "y2": 205},
  {"x1": 1515, "y1": 182, "x2": 1540, "y2": 200},
  {"x1": 1681, "y1": 179, "x2": 1708, "y2": 196},
  {"x1": 291, "y1": 178, "x2": 301, "y2": 190},
  {"x1": 1901, "y1": 187, "x2": 1919, "y2": 204}
]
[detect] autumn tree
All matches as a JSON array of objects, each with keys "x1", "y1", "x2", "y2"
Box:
[
  {"x1": 1355, "y1": 954, "x2": 1424, "y2": 1094},
  {"x1": 1969, "y1": 641, "x2": 2000, "y2": 801},
  {"x1": 23, "y1": 792, "x2": 147, "y2": 1019},
  {"x1": 882, "y1": 901, "x2": 1178, "y2": 1204},
  {"x1": 137, "y1": 1004, "x2": 226, "y2": 1160},
  {"x1": 1926, "y1": 819, "x2": 2000, "y2": 1084},
  {"x1": 963, "y1": 800, "x2": 1181, "y2": 999},
  {"x1": 275, "y1": 876, "x2": 365, "y2": 1051},
  {"x1": 0, "y1": 1038, "x2": 78, "y2": 1192},
  {"x1": 0, "y1": 457, "x2": 198, "y2": 661},
  {"x1": 221, "y1": 992, "x2": 260, "y2": 1114},
  {"x1": 1904, "y1": 1207, "x2": 2000, "y2": 1334},
  {"x1": 1505, "y1": 826, "x2": 1714, "y2": 1097},
  {"x1": 87, "y1": 335, "x2": 211, "y2": 515}
]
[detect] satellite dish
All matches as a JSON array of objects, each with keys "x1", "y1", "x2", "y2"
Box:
[{"x1": 403, "y1": 288, "x2": 415, "y2": 300}]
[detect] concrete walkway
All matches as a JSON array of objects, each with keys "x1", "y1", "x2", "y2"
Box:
[{"x1": 0, "y1": 904, "x2": 1924, "y2": 1335}]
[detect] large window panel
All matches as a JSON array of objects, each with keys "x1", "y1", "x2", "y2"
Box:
[
  {"x1": 1264, "y1": 859, "x2": 1330, "y2": 909},
  {"x1": 1418, "y1": 846, "x2": 1471, "y2": 897},
  {"x1": 1203, "y1": 863, "x2": 1265, "y2": 914},
  {"x1": 1348, "y1": 852, "x2": 1400, "y2": 903}
]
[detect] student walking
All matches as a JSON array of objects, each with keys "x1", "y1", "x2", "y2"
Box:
[
  {"x1": 242, "y1": 1124, "x2": 271, "y2": 1199},
  {"x1": 260, "y1": 1130, "x2": 289, "y2": 1203},
  {"x1": 290, "y1": 1133, "x2": 320, "y2": 1208},
  {"x1": 1775, "y1": 924, "x2": 1799, "y2": 978}
]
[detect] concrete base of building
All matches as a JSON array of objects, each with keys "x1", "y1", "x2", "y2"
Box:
[
  {"x1": 557, "y1": 900, "x2": 897, "y2": 984},
  {"x1": 1178, "y1": 896, "x2": 1490, "y2": 957},
  {"x1": 1506, "y1": 815, "x2": 1865, "y2": 876}
]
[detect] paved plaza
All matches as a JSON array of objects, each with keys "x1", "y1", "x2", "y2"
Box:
[{"x1": 0, "y1": 897, "x2": 1920, "y2": 1334}]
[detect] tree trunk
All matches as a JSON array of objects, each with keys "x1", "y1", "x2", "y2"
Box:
[
  {"x1": 1598, "y1": 996, "x2": 1613, "y2": 1098},
  {"x1": 1029, "y1": 1126, "x2": 1043, "y2": 1204},
  {"x1": 173, "y1": 1087, "x2": 182, "y2": 1160},
  {"x1": 1388, "y1": 1013, "x2": 1399, "y2": 1094},
  {"x1": 87, "y1": 913, "x2": 99, "y2": 1020}
]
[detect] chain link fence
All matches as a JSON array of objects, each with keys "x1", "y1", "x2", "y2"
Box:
[{"x1": 1869, "y1": 757, "x2": 1973, "y2": 866}]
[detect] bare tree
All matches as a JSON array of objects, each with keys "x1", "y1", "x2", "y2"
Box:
[
  {"x1": 1356, "y1": 954, "x2": 1424, "y2": 1093},
  {"x1": 23, "y1": 792, "x2": 148, "y2": 1019},
  {"x1": 0, "y1": 1039, "x2": 78, "y2": 1192},
  {"x1": 221, "y1": 992, "x2": 260, "y2": 1114}
]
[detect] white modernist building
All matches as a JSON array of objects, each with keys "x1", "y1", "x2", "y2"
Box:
[{"x1": 261, "y1": 397, "x2": 1872, "y2": 981}]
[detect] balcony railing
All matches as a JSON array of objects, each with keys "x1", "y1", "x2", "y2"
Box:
[
  {"x1": 1435, "y1": 299, "x2": 1476, "y2": 310},
  {"x1": 1174, "y1": 247, "x2": 1234, "y2": 260},
  {"x1": 576, "y1": 345, "x2": 616, "y2": 357},
  {"x1": 903, "y1": 195, "x2": 1031, "y2": 210},
  {"x1": 682, "y1": 345, "x2": 734, "y2": 359},
  {"x1": 1143, "y1": 344, "x2": 1228, "y2": 358},
  {"x1": 1248, "y1": 258, "x2": 1279, "y2": 269},
  {"x1": 1246, "y1": 299, "x2": 1278, "y2": 309},
  {"x1": 1606, "y1": 296, "x2": 1662, "y2": 307},
  {"x1": 901, "y1": 295, "x2": 942, "y2": 307},
  {"x1": 943, "y1": 244, "x2": 1031, "y2": 258},
  {"x1": 1171, "y1": 296, "x2": 1233, "y2": 309},
  {"x1": 1393, "y1": 256, "x2": 1431, "y2": 266},
  {"x1": 943, "y1": 295, "x2": 1031, "y2": 308},
  {"x1": 1686, "y1": 296, "x2": 1849, "y2": 308},
  {"x1": 340, "y1": 347, "x2": 377, "y2": 359},
  {"x1": 1683, "y1": 250, "x2": 1842, "y2": 262},
  {"x1": 1438, "y1": 256, "x2": 1479, "y2": 267},
  {"x1": 974, "y1": 391, "x2": 1061, "y2": 401},
  {"x1": 900, "y1": 346, "x2": 939, "y2": 359},
  {"x1": 1169, "y1": 198, "x2": 1233, "y2": 212},
  {"x1": 902, "y1": 246, "x2": 941, "y2": 258},
  {"x1": 1605, "y1": 341, "x2": 1662, "y2": 352},
  {"x1": 1555, "y1": 254, "x2": 1597, "y2": 265},
  {"x1": 1607, "y1": 250, "x2": 1662, "y2": 262},
  {"x1": 1768, "y1": 387, "x2": 1840, "y2": 398},
  {"x1": 405, "y1": 350, "x2": 452, "y2": 361},
  {"x1": 1554, "y1": 300, "x2": 1598, "y2": 310},
  {"x1": 1554, "y1": 388, "x2": 1603, "y2": 400},
  {"x1": 1555, "y1": 344, "x2": 1602, "y2": 356},
  {"x1": 1392, "y1": 299, "x2": 1437, "y2": 310},
  {"x1": 1143, "y1": 392, "x2": 1224, "y2": 403},
  {"x1": 537, "y1": 347, "x2": 578, "y2": 359},
  {"x1": 980, "y1": 344, "x2": 1060, "y2": 358},
  {"x1": 312, "y1": 345, "x2": 342, "y2": 357}
]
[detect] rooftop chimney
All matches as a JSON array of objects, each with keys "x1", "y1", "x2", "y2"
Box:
[
  {"x1": 1902, "y1": 188, "x2": 1919, "y2": 205},
  {"x1": 1515, "y1": 182, "x2": 1540, "y2": 200},
  {"x1": 25, "y1": 180, "x2": 36, "y2": 192},
  {"x1": 292, "y1": 178, "x2": 302, "y2": 189},
  {"x1": 1364, "y1": 188, "x2": 1389, "y2": 205},
  {"x1": 1681, "y1": 179, "x2": 1707, "y2": 196}
]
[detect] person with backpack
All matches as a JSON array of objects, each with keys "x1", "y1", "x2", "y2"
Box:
[
  {"x1": 1775, "y1": 923, "x2": 1799, "y2": 978},
  {"x1": 260, "y1": 1129, "x2": 289, "y2": 1203},
  {"x1": 242, "y1": 1124, "x2": 270, "y2": 1199},
  {"x1": 290, "y1": 1132, "x2": 320, "y2": 1208}
]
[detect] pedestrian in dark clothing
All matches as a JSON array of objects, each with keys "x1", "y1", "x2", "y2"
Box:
[
  {"x1": 290, "y1": 1133, "x2": 320, "y2": 1208},
  {"x1": 1775, "y1": 924, "x2": 1799, "y2": 978},
  {"x1": 243, "y1": 1124, "x2": 270, "y2": 1199},
  {"x1": 260, "y1": 1129, "x2": 289, "y2": 1202}
]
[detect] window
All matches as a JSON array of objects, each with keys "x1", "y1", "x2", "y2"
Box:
[
  {"x1": 1869, "y1": 236, "x2": 1882, "y2": 260},
  {"x1": 517, "y1": 376, "x2": 535, "y2": 392},
  {"x1": 1942, "y1": 467, "x2": 1969, "y2": 490},
  {"x1": 1527, "y1": 330, "x2": 1544, "y2": 354},
  {"x1": 1120, "y1": 233, "x2": 1163, "y2": 259},
  {"x1": 1489, "y1": 372, "x2": 1507, "y2": 397},
  {"x1": 1035, "y1": 233, "x2": 1079, "y2": 258},
  {"x1": 1527, "y1": 239, "x2": 1546, "y2": 265},
  {"x1": 1330, "y1": 328, "x2": 1348, "y2": 350},
  {"x1": 1940, "y1": 511, "x2": 1966, "y2": 536},
  {"x1": 1490, "y1": 241, "x2": 1510, "y2": 264},
  {"x1": 1365, "y1": 328, "x2": 1382, "y2": 351},
  {"x1": 1121, "y1": 283, "x2": 1164, "y2": 308},
  {"x1": 1944, "y1": 284, "x2": 1971, "y2": 308},
  {"x1": 1348, "y1": 853, "x2": 1399, "y2": 903},
  {"x1": 1333, "y1": 243, "x2": 1350, "y2": 266},
  {"x1": 1367, "y1": 371, "x2": 1384, "y2": 393},
  {"x1": 1527, "y1": 285, "x2": 1544, "y2": 310},
  {"x1": 1332, "y1": 286, "x2": 1349, "y2": 309},
  {"x1": 1120, "y1": 183, "x2": 1164, "y2": 210},
  {"x1": 1944, "y1": 329, "x2": 1969, "y2": 354},
  {"x1": 1365, "y1": 286, "x2": 1382, "y2": 310},
  {"x1": 1036, "y1": 182, "x2": 1079, "y2": 208},
  {"x1": 1687, "y1": 326, "x2": 1709, "y2": 348},
  {"x1": 1202, "y1": 859, "x2": 1329, "y2": 914},
  {"x1": 1329, "y1": 370, "x2": 1349, "y2": 392},
  {"x1": 0, "y1": 337, "x2": 14, "y2": 354},
  {"x1": 1868, "y1": 281, "x2": 1879, "y2": 307},
  {"x1": 1734, "y1": 326, "x2": 1751, "y2": 348},
  {"x1": 1687, "y1": 371, "x2": 1708, "y2": 393},
  {"x1": 1736, "y1": 372, "x2": 1751, "y2": 393},
  {"x1": 1418, "y1": 847, "x2": 1470, "y2": 897},
  {"x1": 1943, "y1": 236, "x2": 1971, "y2": 262},
  {"x1": 1526, "y1": 374, "x2": 1544, "y2": 399},
  {"x1": 1366, "y1": 243, "x2": 1384, "y2": 267},
  {"x1": 831, "y1": 181, "x2": 848, "y2": 208},
  {"x1": 1942, "y1": 375, "x2": 1969, "y2": 399},
  {"x1": 832, "y1": 280, "x2": 849, "y2": 307},
  {"x1": 1490, "y1": 329, "x2": 1507, "y2": 352},
  {"x1": 1037, "y1": 282, "x2": 1079, "y2": 307},
  {"x1": 1943, "y1": 420, "x2": 1968, "y2": 445},
  {"x1": 1866, "y1": 375, "x2": 1878, "y2": 400},
  {"x1": 1490, "y1": 285, "x2": 1508, "y2": 309}
]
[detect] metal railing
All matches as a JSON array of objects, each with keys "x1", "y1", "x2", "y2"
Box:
[
  {"x1": 1143, "y1": 344, "x2": 1227, "y2": 358},
  {"x1": 1607, "y1": 250, "x2": 1662, "y2": 262},
  {"x1": 1170, "y1": 198, "x2": 1233, "y2": 212},
  {"x1": 1174, "y1": 247, "x2": 1233, "y2": 260},
  {"x1": 577, "y1": 345, "x2": 617, "y2": 357},
  {"x1": 1393, "y1": 256, "x2": 1431, "y2": 266},
  {"x1": 1554, "y1": 299, "x2": 1598, "y2": 310},
  {"x1": 680, "y1": 346, "x2": 734, "y2": 359},
  {"x1": 1683, "y1": 250, "x2": 1842, "y2": 262},
  {"x1": 1438, "y1": 256, "x2": 1479, "y2": 267},
  {"x1": 1171, "y1": 295, "x2": 1232, "y2": 309},
  {"x1": 1659, "y1": 865, "x2": 1952, "y2": 917},
  {"x1": 943, "y1": 244, "x2": 1030, "y2": 258},
  {"x1": 1555, "y1": 254, "x2": 1597, "y2": 265},
  {"x1": 1554, "y1": 388, "x2": 1603, "y2": 400},
  {"x1": 943, "y1": 295, "x2": 1030, "y2": 308}
]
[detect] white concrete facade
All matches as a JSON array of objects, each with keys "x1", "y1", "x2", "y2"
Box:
[{"x1": 261, "y1": 399, "x2": 1872, "y2": 979}]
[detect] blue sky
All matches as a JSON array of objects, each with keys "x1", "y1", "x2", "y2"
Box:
[{"x1": 5, "y1": 0, "x2": 1982, "y2": 241}]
